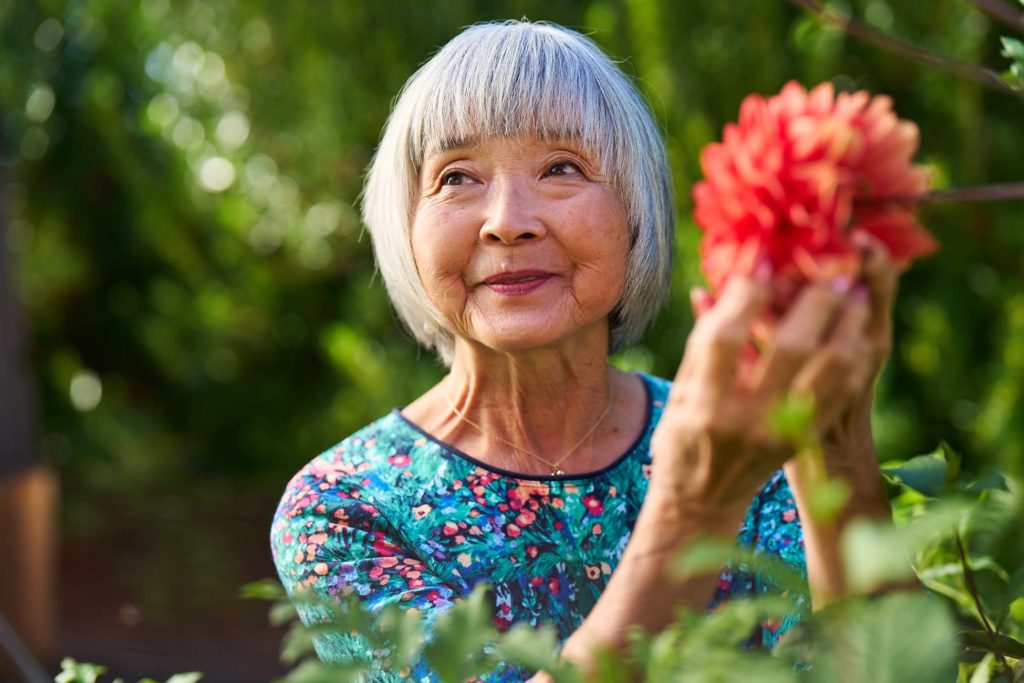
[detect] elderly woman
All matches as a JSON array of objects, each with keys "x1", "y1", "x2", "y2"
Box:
[{"x1": 271, "y1": 20, "x2": 895, "y2": 681}]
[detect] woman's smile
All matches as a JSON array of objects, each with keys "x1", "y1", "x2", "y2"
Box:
[{"x1": 481, "y1": 270, "x2": 553, "y2": 296}]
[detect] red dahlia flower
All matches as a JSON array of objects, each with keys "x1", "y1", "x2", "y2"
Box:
[{"x1": 693, "y1": 81, "x2": 937, "y2": 308}]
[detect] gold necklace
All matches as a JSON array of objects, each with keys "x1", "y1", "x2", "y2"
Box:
[{"x1": 440, "y1": 382, "x2": 613, "y2": 476}]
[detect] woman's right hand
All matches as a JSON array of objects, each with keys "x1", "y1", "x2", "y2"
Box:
[{"x1": 647, "y1": 270, "x2": 850, "y2": 530}]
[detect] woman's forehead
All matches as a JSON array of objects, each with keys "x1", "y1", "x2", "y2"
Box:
[{"x1": 421, "y1": 130, "x2": 595, "y2": 162}]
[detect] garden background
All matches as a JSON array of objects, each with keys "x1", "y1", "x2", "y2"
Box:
[{"x1": 1, "y1": 0, "x2": 1023, "y2": 681}]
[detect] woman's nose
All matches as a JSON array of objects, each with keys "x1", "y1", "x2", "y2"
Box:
[{"x1": 479, "y1": 179, "x2": 547, "y2": 245}]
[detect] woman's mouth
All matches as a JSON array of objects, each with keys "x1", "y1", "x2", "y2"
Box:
[{"x1": 482, "y1": 271, "x2": 552, "y2": 295}]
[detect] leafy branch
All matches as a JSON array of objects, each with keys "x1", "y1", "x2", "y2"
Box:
[
  {"x1": 788, "y1": 0, "x2": 1024, "y2": 96},
  {"x1": 967, "y1": 0, "x2": 1024, "y2": 33}
]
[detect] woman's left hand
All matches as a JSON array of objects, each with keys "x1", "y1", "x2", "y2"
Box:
[
  {"x1": 788, "y1": 231, "x2": 896, "y2": 491},
  {"x1": 782, "y1": 231, "x2": 900, "y2": 606}
]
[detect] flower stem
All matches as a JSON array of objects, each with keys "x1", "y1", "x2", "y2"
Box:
[{"x1": 954, "y1": 532, "x2": 1012, "y2": 677}]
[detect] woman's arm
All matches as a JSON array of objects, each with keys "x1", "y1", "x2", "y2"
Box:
[
  {"x1": 531, "y1": 272, "x2": 861, "y2": 680},
  {"x1": 784, "y1": 233, "x2": 908, "y2": 609}
]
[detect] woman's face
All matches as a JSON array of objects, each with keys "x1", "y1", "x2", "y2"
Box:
[{"x1": 411, "y1": 135, "x2": 630, "y2": 355}]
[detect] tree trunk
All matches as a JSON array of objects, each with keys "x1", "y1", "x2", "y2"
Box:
[{"x1": 0, "y1": 139, "x2": 57, "y2": 676}]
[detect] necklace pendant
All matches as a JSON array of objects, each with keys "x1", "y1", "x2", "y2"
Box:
[{"x1": 551, "y1": 466, "x2": 565, "y2": 476}]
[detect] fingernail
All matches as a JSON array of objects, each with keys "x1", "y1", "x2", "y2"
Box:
[
  {"x1": 690, "y1": 288, "x2": 712, "y2": 312},
  {"x1": 831, "y1": 275, "x2": 854, "y2": 295},
  {"x1": 754, "y1": 258, "x2": 773, "y2": 282}
]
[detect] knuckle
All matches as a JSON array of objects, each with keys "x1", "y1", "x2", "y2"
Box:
[
  {"x1": 696, "y1": 318, "x2": 747, "y2": 354},
  {"x1": 712, "y1": 327, "x2": 748, "y2": 355},
  {"x1": 773, "y1": 335, "x2": 814, "y2": 364},
  {"x1": 798, "y1": 283, "x2": 839, "y2": 309},
  {"x1": 828, "y1": 346, "x2": 857, "y2": 372},
  {"x1": 706, "y1": 415, "x2": 742, "y2": 442}
]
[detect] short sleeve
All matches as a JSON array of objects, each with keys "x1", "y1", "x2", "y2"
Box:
[
  {"x1": 270, "y1": 461, "x2": 530, "y2": 681},
  {"x1": 710, "y1": 469, "x2": 807, "y2": 647}
]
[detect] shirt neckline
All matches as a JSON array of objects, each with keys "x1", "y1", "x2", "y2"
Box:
[{"x1": 392, "y1": 372, "x2": 656, "y2": 483}]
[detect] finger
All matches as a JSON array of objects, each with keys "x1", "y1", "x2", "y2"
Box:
[
  {"x1": 680, "y1": 288, "x2": 716, "y2": 385},
  {"x1": 689, "y1": 287, "x2": 714, "y2": 320},
  {"x1": 853, "y1": 231, "x2": 898, "y2": 339},
  {"x1": 678, "y1": 275, "x2": 770, "y2": 392},
  {"x1": 792, "y1": 291, "x2": 871, "y2": 428},
  {"x1": 752, "y1": 280, "x2": 846, "y2": 397}
]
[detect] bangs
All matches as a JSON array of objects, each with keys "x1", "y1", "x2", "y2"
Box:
[{"x1": 407, "y1": 24, "x2": 623, "y2": 172}]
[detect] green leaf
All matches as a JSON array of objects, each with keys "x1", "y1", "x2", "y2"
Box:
[
  {"x1": 239, "y1": 578, "x2": 287, "y2": 601},
  {"x1": 269, "y1": 600, "x2": 299, "y2": 627},
  {"x1": 423, "y1": 585, "x2": 499, "y2": 683},
  {"x1": 493, "y1": 623, "x2": 560, "y2": 673},
  {"x1": 964, "y1": 651, "x2": 994, "y2": 683},
  {"x1": 1001, "y1": 37, "x2": 1024, "y2": 78},
  {"x1": 692, "y1": 595, "x2": 799, "y2": 649},
  {"x1": 283, "y1": 659, "x2": 367, "y2": 683},
  {"x1": 779, "y1": 593, "x2": 957, "y2": 683},
  {"x1": 883, "y1": 443, "x2": 959, "y2": 496},
  {"x1": 962, "y1": 477, "x2": 1024, "y2": 572},
  {"x1": 280, "y1": 623, "x2": 318, "y2": 664},
  {"x1": 673, "y1": 537, "x2": 809, "y2": 598},
  {"x1": 494, "y1": 624, "x2": 584, "y2": 683},
  {"x1": 807, "y1": 477, "x2": 851, "y2": 522},
  {"x1": 842, "y1": 500, "x2": 970, "y2": 594},
  {"x1": 56, "y1": 659, "x2": 108, "y2": 683},
  {"x1": 769, "y1": 393, "x2": 816, "y2": 445},
  {"x1": 165, "y1": 674, "x2": 203, "y2": 683},
  {"x1": 588, "y1": 646, "x2": 633, "y2": 683},
  {"x1": 959, "y1": 629, "x2": 1024, "y2": 658},
  {"x1": 376, "y1": 604, "x2": 425, "y2": 667},
  {"x1": 1010, "y1": 597, "x2": 1024, "y2": 622}
]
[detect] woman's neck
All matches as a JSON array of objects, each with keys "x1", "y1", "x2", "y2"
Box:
[{"x1": 404, "y1": 328, "x2": 643, "y2": 476}]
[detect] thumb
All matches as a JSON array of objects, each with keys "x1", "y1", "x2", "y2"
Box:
[{"x1": 689, "y1": 287, "x2": 714, "y2": 320}]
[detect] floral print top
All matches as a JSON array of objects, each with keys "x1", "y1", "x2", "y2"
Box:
[{"x1": 270, "y1": 373, "x2": 805, "y2": 681}]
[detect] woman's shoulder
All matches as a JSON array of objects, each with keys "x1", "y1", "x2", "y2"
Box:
[
  {"x1": 271, "y1": 412, "x2": 416, "y2": 523},
  {"x1": 633, "y1": 371, "x2": 671, "y2": 431},
  {"x1": 287, "y1": 411, "x2": 403, "y2": 475},
  {"x1": 635, "y1": 371, "x2": 671, "y2": 403},
  {"x1": 269, "y1": 412, "x2": 422, "y2": 568}
]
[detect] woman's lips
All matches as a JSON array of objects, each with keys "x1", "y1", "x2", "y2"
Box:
[{"x1": 482, "y1": 271, "x2": 552, "y2": 295}]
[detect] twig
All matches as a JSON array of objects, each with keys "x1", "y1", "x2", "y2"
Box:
[
  {"x1": 859, "y1": 181, "x2": 1024, "y2": 206},
  {"x1": 789, "y1": 0, "x2": 1024, "y2": 97},
  {"x1": 924, "y1": 182, "x2": 1024, "y2": 203},
  {"x1": 954, "y1": 533, "x2": 1012, "y2": 677},
  {"x1": 967, "y1": 0, "x2": 1024, "y2": 34}
]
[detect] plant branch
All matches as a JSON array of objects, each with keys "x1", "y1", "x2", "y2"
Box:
[
  {"x1": 859, "y1": 181, "x2": 1024, "y2": 206},
  {"x1": 967, "y1": 0, "x2": 1024, "y2": 34},
  {"x1": 955, "y1": 532, "x2": 1012, "y2": 677},
  {"x1": 789, "y1": 0, "x2": 1024, "y2": 97},
  {"x1": 924, "y1": 182, "x2": 1024, "y2": 203}
]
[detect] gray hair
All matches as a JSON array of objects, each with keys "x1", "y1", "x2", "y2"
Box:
[{"x1": 361, "y1": 20, "x2": 674, "y2": 364}]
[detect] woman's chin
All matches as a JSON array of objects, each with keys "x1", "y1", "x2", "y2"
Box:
[{"x1": 458, "y1": 318, "x2": 609, "y2": 357}]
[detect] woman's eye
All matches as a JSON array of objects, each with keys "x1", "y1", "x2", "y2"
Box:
[
  {"x1": 547, "y1": 161, "x2": 583, "y2": 177},
  {"x1": 440, "y1": 171, "x2": 468, "y2": 187}
]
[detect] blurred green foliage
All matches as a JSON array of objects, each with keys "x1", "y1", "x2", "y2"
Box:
[{"x1": 1, "y1": 0, "x2": 1023, "y2": 621}]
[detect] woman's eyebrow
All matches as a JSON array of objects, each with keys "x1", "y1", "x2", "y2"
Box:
[{"x1": 431, "y1": 135, "x2": 481, "y2": 155}]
